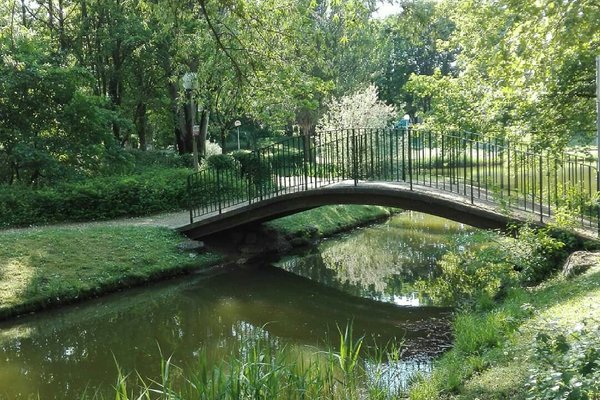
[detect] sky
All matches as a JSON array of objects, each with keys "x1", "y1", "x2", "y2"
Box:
[{"x1": 372, "y1": 1, "x2": 403, "y2": 19}]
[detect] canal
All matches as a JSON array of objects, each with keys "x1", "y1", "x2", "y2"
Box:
[{"x1": 0, "y1": 211, "x2": 475, "y2": 399}]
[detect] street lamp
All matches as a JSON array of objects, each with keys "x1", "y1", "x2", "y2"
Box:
[
  {"x1": 182, "y1": 72, "x2": 199, "y2": 170},
  {"x1": 234, "y1": 120, "x2": 241, "y2": 151},
  {"x1": 402, "y1": 113, "x2": 411, "y2": 128}
]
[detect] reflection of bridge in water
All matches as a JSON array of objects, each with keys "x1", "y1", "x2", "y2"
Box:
[{"x1": 180, "y1": 128, "x2": 599, "y2": 239}]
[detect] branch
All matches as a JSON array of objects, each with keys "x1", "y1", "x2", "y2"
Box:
[{"x1": 198, "y1": 0, "x2": 246, "y2": 83}]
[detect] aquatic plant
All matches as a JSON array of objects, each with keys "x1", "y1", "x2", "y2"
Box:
[{"x1": 87, "y1": 324, "x2": 416, "y2": 400}]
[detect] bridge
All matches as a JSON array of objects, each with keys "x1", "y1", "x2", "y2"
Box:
[{"x1": 178, "y1": 128, "x2": 599, "y2": 240}]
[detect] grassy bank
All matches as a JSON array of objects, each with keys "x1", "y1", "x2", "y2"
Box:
[
  {"x1": 264, "y1": 204, "x2": 397, "y2": 238},
  {"x1": 0, "y1": 225, "x2": 222, "y2": 320},
  {"x1": 408, "y1": 235, "x2": 600, "y2": 399},
  {"x1": 0, "y1": 205, "x2": 399, "y2": 321}
]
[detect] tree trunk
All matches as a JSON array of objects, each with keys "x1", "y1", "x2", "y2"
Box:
[
  {"x1": 220, "y1": 128, "x2": 226, "y2": 153},
  {"x1": 168, "y1": 82, "x2": 191, "y2": 154},
  {"x1": 135, "y1": 101, "x2": 148, "y2": 150}
]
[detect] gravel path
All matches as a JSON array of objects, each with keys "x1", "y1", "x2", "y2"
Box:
[{"x1": 1, "y1": 210, "x2": 191, "y2": 233}]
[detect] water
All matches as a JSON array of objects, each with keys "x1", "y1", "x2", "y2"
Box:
[
  {"x1": 0, "y1": 211, "x2": 472, "y2": 399},
  {"x1": 276, "y1": 211, "x2": 474, "y2": 305}
]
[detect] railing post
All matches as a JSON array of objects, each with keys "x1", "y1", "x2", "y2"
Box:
[
  {"x1": 507, "y1": 142, "x2": 511, "y2": 207},
  {"x1": 303, "y1": 135, "x2": 309, "y2": 191},
  {"x1": 408, "y1": 127, "x2": 413, "y2": 190},
  {"x1": 258, "y1": 151, "x2": 264, "y2": 201},
  {"x1": 216, "y1": 170, "x2": 222, "y2": 214},
  {"x1": 463, "y1": 137, "x2": 467, "y2": 196},
  {"x1": 402, "y1": 128, "x2": 406, "y2": 181},
  {"x1": 389, "y1": 127, "x2": 394, "y2": 181},
  {"x1": 470, "y1": 139, "x2": 474, "y2": 204}
]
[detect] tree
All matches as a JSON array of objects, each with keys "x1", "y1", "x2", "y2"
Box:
[
  {"x1": 316, "y1": 84, "x2": 397, "y2": 132},
  {"x1": 374, "y1": 0, "x2": 457, "y2": 114},
  {"x1": 0, "y1": 34, "x2": 117, "y2": 184},
  {"x1": 407, "y1": 0, "x2": 600, "y2": 147}
]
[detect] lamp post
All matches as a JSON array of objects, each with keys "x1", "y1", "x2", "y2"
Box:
[
  {"x1": 183, "y1": 72, "x2": 199, "y2": 170},
  {"x1": 234, "y1": 120, "x2": 241, "y2": 151}
]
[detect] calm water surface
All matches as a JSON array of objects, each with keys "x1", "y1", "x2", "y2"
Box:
[{"x1": 0, "y1": 211, "x2": 473, "y2": 399}]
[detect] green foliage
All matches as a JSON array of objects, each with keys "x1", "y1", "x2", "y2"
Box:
[
  {"x1": 374, "y1": 0, "x2": 456, "y2": 111},
  {"x1": 205, "y1": 154, "x2": 240, "y2": 171},
  {"x1": 128, "y1": 150, "x2": 193, "y2": 171},
  {"x1": 418, "y1": 226, "x2": 569, "y2": 309},
  {"x1": 507, "y1": 226, "x2": 567, "y2": 285},
  {"x1": 0, "y1": 35, "x2": 122, "y2": 184},
  {"x1": 418, "y1": 241, "x2": 518, "y2": 309},
  {"x1": 264, "y1": 205, "x2": 394, "y2": 239},
  {"x1": 526, "y1": 320, "x2": 600, "y2": 400},
  {"x1": 0, "y1": 167, "x2": 242, "y2": 227},
  {"x1": 407, "y1": 0, "x2": 600, "y2": 146},
  {"x1": 268, "y1": 146, "x2": 305, "y2": 174},
  {"x1": 231, "y1": 150, "x2": 274, "y2": 191},
  {"x1": 89, "y1": 323, "x2": 407, "y2": 399}
]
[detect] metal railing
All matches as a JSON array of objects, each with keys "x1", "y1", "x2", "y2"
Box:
[{"x1": 187, "y1": 128, "x2": 599, "y2": 234}]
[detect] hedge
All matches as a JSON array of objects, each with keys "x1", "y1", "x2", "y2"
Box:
[{"x1": 0, "y1": 167, "x2": 243, "y2": 227}]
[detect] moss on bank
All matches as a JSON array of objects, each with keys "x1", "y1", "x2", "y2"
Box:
[{"x1": 0, "y1": 226, "x2": 223, "y2": 320}]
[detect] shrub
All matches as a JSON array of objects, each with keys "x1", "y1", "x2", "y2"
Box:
[
  {"x1": 0, "y1": 167, "x2": 246, "y2": 227},
  {"x1": 205, "y1": 154, "x2": 240, "y2": 171},
  {"x1": 128, "y1": 149, "x2": 192, "y2": 171},
  {"x1": 507, "y1": 226, "x2": 567, "y2": 285},
  {"x1": 231, "y1": 150, "x2": 275, "y2": 192},
  {"x1": 268, "y1": 146, "x2": 304, "y2": 171},
  {"x1": 526, "y1": 320, "x2": 600, "y2": 400},
  {"x1": 417, "y1": 245, "x2": 518, "y2": 309}
]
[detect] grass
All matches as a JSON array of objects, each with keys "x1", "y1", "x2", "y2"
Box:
[
  {"x1": 264, "y1": 205, "x2": 397, "y2": 238},
  {"x1": 87, "y1": 323, "x2": 407, "y2": 400},
  {"x1": 0, "y1": 204, "x2": 400, "y2": 321},
  {"x1": 0, "y1": 225, "x2": 222, "y2": 320},
  {"x1": 409, "y1": 264, "x2": 600, "y2": 399}
]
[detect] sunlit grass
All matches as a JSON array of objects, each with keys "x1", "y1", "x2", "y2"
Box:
[
  {"x1": 0, "y1": 226, "x2": 222, "y2": 319},
  {"x1": 409, "y1": 266, "x2": 600, "y2": 399},
  {"x1": 264, "y1": 205, "x2": 397, "y2": 238}
]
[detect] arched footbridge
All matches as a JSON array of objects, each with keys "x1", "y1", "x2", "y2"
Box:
[{"x1": 178, "y1": 128, "x2": 600, "y2": 240}]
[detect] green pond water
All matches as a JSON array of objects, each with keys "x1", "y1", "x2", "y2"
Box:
[{"x1": 0, "y1": 211, "x2": 474, "y2": 399}]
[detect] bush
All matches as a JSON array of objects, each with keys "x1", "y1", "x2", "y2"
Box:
[
  {"x1": 507, "y1": 226, "x2": 567, "y2": 285},
  {"x1": 128, "y1": 149, "x2": 192, "y2": 171},
  {"x1": 231, "y1": 150, "x2": 274, "y2": 192},
  {"x1": 526, "y1": 320, "x2": 600, "y2": 399},
  {"x1": 417, "y1": 244, "x2": 518, "y2": 309},
  {"x1": 0, "y1": 167, "x2": 245, "y2": 227},
  {"x1": 205, "y1": 154, "x2": 240, "y2": 171},
  {"x1": 417, "y1": 226, "x2": 569, "y2": 308},
  {"x1": 268, "y1": 146, "x2": 304, "y2": 171}
]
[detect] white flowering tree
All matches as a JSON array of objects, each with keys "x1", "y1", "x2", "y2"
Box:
[
  {"x1": 314, "y1": 85, "x2": 399, "y2": 177},
  {"x1": 316, "y1": 85, "x2": 398, "y2": 133}
]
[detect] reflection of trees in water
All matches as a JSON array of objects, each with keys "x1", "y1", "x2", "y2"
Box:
[{"x1": 286, "y1": 212, "x2": 472, "y2": 300}]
